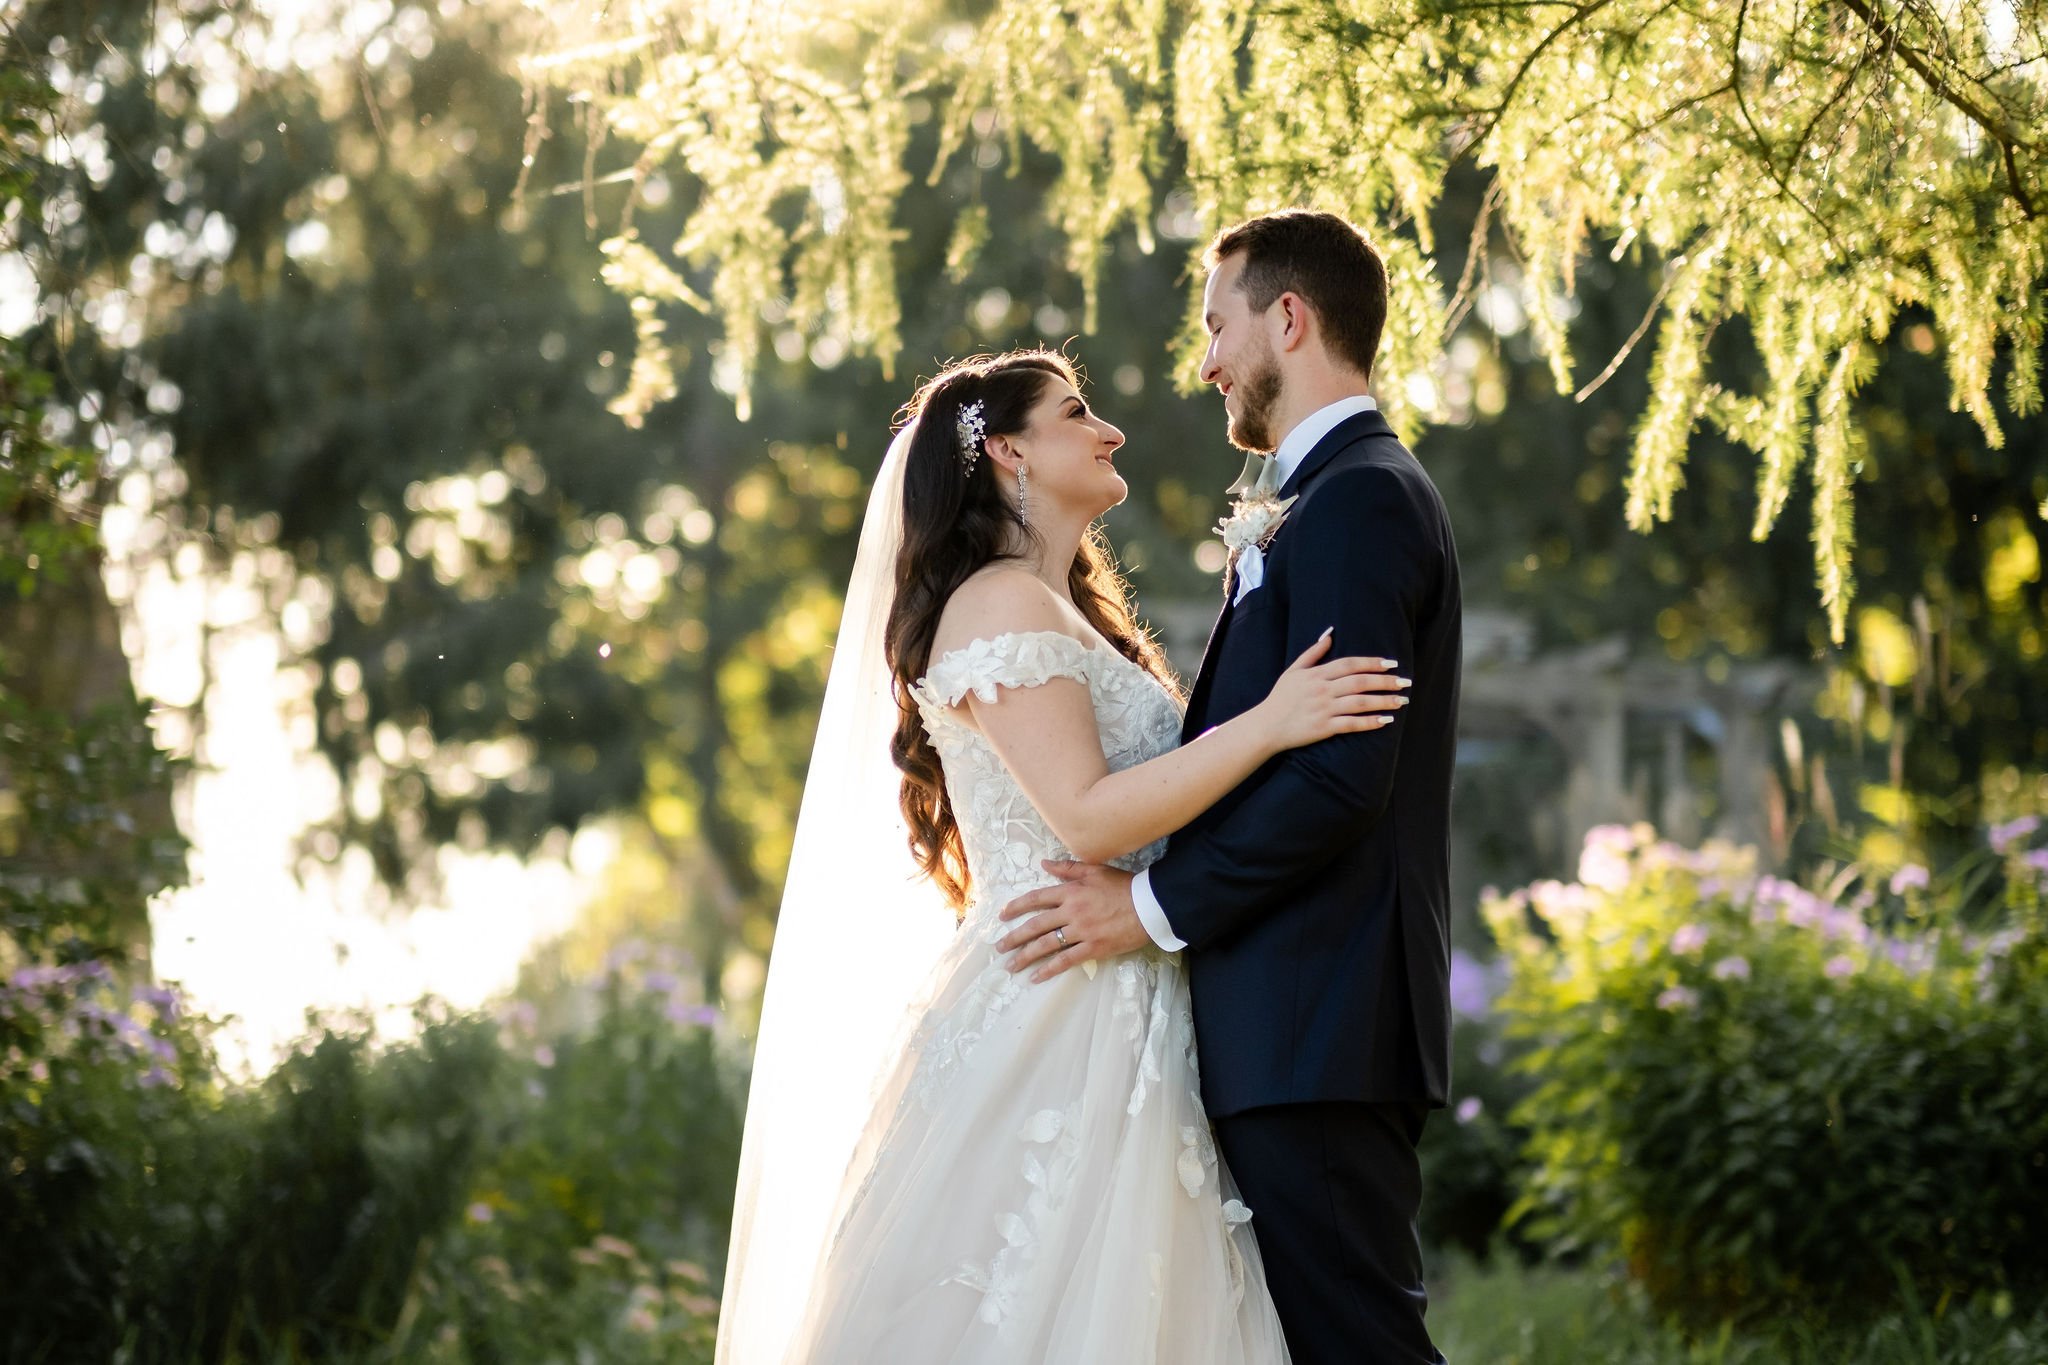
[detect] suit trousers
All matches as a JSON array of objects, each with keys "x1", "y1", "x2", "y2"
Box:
[{"x1": 1212, "y1": 1101, "x2": 1446, "y2": 1365}]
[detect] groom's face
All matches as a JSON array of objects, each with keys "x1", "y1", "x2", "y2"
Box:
[{"x1": 1199, "y1": 253, "x2": 1284, "y2": 454}]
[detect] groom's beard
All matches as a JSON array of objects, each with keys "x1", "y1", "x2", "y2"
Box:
[{"x1": 1226, "y1": 347, "x2": 1284, "y2": 453}]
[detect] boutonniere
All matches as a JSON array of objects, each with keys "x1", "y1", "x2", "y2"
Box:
[{"x1": 1214, "y1": 452, "x2": 1297, "y2": 555}]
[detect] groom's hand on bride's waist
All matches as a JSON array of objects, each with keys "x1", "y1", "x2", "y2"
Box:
[{"x1": 997, "y1": 862, "x2": 1148, "y2": 982}]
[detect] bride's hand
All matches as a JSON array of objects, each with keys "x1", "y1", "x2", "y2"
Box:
[{"x1": 1253, "y1": 629, "x2": 1409, "y2": 753}]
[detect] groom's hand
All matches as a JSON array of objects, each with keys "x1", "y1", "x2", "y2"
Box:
[{"x1": 997, "y1": 861, "x2": 1149, "y2": 982}]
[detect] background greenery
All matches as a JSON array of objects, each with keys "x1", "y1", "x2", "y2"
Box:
[{"x1": 4, "y1": 0, "x2": 2045, "y2": 1359}]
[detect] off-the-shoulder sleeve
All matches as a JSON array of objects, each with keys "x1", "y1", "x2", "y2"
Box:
[{"x1": 919, "y1": 630, "x2": 1097, "y2": 708}]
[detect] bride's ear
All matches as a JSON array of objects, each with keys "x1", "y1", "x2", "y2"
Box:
[{"x1": 982, "y1": 433, "x2": 1023, "y2": 475}]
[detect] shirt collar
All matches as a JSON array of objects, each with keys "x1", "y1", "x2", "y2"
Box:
[{"x1": 1270, "y1": 394, "x2": 1379, "y2": 487}]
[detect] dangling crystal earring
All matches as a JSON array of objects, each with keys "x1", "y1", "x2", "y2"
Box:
[{"x1": 1016, "y1": 463, "x2": 1030, "y2": 528}]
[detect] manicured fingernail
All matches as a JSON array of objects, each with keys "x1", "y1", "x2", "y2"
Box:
[
  {"x1": 1394, "y1": 697, "x2": 1410, "y2": 706},
  {"x1": 1381, "y1": 659, "x2": 1400, "y2": 669},
  {"x1": 1395, "y1": 676, "x2": 1412, "y2": 687},
  {"x1": 1372, "y1": 716, "x2": 1392, "y2": 726},
  {"x1": 1319, "y1": 626, "x2": 1333, "y2": 639}
]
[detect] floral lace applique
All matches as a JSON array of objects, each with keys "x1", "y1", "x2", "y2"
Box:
[
  {"x1": 944, "y1": 1102, "x2": 1084, "y2": 1335},
  {"x1": 911, "y1": 630, "x2": 1183, "y2": 923},
  {"x1": 908, "y1": 953, "x2": 1027, "y2": 1112}
]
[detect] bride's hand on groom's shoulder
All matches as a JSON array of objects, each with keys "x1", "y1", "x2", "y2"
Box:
[
  {"x1": 1254, "y1": 630, "x2": 1408, "y2": 756},
  {"x1": 997, "y1": 861, "x2": 1148, "y2": 983}
]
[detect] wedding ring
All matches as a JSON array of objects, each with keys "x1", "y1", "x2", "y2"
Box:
[{"x1": 1053, "y1": 926, "x2": 1070, "y2": 949}]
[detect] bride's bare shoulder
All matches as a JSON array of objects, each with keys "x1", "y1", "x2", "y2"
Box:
[{"x1": 927, "y1": 566, "x2": 1080, "y2": 664}]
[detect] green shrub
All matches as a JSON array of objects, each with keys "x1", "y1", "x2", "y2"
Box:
[
  {"x1": 1432, "y1": 1251, "x2": 2048, "y2": 1365},
  {"x1": 2, "y1": 965, "x2": 508, "y2": 1361},
  {"x1": 1419, "y1": 952, "x2": 1539, "y2": 1260},
  {"x1": 0, "y1": 940, "x2": 740, "y2": 1362},
  {"x1": 467, "y1": 945, "x2": 743, "y2": 1285},
  {"x1": 1483, "y1": 823, "x2": 2048, "y2": 1324}
]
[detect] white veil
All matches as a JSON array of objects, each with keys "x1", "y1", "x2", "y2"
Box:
[{"x1": 715, "y1": 424, "x2": 957, "y2": 1364}]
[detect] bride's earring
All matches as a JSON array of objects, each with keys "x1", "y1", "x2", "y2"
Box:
[{"x1": 1016, "y1": 463, "x2": 1030, "y2": 529}]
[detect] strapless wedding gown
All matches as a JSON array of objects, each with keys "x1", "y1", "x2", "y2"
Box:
[{"x1": 783, "y1": 630, "x2": 1291, "y2": 1364}]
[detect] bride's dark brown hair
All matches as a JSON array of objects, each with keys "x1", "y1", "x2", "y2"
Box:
[{"x1": 884, "y1": 349, "x2": 1182, "y2": 912}]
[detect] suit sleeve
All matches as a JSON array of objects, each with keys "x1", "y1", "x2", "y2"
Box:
[{"x1": 1148, "y1": 464, "x2": 1437, "y2": 951}]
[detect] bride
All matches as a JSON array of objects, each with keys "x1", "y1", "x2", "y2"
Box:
[{"x1": 716, "y1": 349, "x2": 1408, "y2": 1363}]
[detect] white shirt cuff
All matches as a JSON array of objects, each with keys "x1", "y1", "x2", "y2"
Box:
[{"x1": 1131, "y1": 868, "x2": 1188, "y2": 952}]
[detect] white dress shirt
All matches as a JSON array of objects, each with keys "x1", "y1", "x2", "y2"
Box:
[{"x1": 1131, "y1": 393, "x2": 1379, "y2": 952}]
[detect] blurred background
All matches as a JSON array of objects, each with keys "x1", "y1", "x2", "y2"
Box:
[{"x1": 3, "y1": 0, "x2": 2045, "y2": 1360}]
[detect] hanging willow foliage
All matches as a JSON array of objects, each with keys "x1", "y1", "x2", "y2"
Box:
[{"x1": 526, "y1": 0, "x2": 2047, "y2": 640}]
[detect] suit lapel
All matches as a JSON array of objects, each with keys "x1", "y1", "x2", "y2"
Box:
[
  {"x1": 1184, "y1": 410, "x2": 1397, "y2": 741},
  {"x1": 1183, "y1": 580, "x2": 1235, "y2": 741}
]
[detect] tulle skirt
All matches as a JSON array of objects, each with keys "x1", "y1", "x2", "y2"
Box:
[{"x1": 782, "y1": 892, "x2": 1292, "y2": 1364}]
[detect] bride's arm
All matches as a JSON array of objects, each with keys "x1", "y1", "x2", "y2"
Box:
[{"x1": 934, "y1": 572, "x2": 1403, "y2": 865}]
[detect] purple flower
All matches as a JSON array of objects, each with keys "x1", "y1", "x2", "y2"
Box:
[
  {"x1": 1578, "y1": 846, "x2": 1632, "y2": 894},
  {"x1": 1785, "y1": 895, "x2": 1824, "y2": 930},
  {"x1": 1889, "y1": 864, "x2": 1930, "y2": 895},
  {"x1": 1989, "y1": 815, "x2": 2040, "y2": 854},
  {"x1": 2024, "y1": 848, "x2": 2048, "y2": 875},
  {"x1": 665, "y1": 998, "x2": 720, "y2": 1028},
  {"x1": 138, "y1": 1066, "x2": 173, "y2": 1089},
  {"x1": 466, "y1": 1202, "x2": 495, "y2": 1224},
  {"x1": 1529, "y1": 880, "x2": 1596, "y2": 929},
  {"x1": 1750, "y1": 876, "x2": 1813, "y2": 926},
  {"x1": 136, "y1": 985, "x2": 183, "y2": 1022},
  {"x1": 1455, "y1": 1096, "x2": 1484, "y2": 1124},
  {"x1": 1823, "y1": 954, "x2": 1858, "y2": 980},
  {"x1": 1818, "y1": 908, "x2": 1871, "y2": 945},
  {"x1": 1656, "y1": 985, "x2": 1699, "y2": 1011},
  {"x1": 1670, "y1": 924, "x2": 1710, "y2": 956},
  {"x1": 644, "y1": 970, "x2": 679, "y2": 995},
  {"x1": 1584, "y1": 823, "x2": 1643, "y2": 853},
  {"x1": 1711, "y1": 955, "x2": 1751, "y2": 981},
  {"x1": 533, "y1": 1044, "x2": 555, "y2": 1068},
  {"x1": 1448, "y1": 950, "x2": 1493, "y2": 1017},
  {"x1": 1884, "y1": 940, "x2": 1935, "y2": 976}
]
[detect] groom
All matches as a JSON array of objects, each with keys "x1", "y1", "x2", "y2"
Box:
[{"x1": 998, "y1": 209, "x2": 1459, "y2": 1364}]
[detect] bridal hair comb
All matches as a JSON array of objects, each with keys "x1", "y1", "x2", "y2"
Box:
[{"x1": 956, "y1": 399, "x2": 987, "y2": 473}]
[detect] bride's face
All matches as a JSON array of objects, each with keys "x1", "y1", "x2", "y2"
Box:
[{"x1": 1002, "y1": 377, "x2": 1128, "y2": 518}]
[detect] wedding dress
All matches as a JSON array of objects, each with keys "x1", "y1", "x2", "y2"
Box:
[{"x1": 779, "y1": 628, "x2": 1292, "y2": 1364}]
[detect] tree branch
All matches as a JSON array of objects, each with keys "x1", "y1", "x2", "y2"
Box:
[
  {"x1": 1837, "y1": 0, "x2": 2038, "y2": 218},
  {"x1": 1729, "y1": 0, "x2": 1842, "y2": 249},
  {"x1": 1447, "y1": 0, "x2": 1617, "y2": 172},
  {"x1": 1574, "y1": 262, "x2": 1676, "y2": 402}
]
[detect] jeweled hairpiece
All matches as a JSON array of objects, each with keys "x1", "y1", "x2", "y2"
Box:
[{"x1": 955, "y1": 399, "x2": 987, "y2": 473}]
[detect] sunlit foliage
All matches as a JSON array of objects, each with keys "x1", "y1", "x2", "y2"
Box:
[{"x1": 538, "y1": 0, "x2": 2048, "y2": 638}]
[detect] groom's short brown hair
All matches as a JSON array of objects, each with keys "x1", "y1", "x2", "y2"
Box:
[{"x1": 1207, "y1": 210, "x2": 1388, "y2": 381}]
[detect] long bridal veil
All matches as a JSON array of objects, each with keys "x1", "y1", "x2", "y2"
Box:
[{"x1": 715, "y1": 424, "x2": 957, "y2": 1365}]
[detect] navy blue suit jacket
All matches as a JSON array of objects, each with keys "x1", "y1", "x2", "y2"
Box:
[{"x1": 1150, "y1": 409, "x2": 1461, "y2": 1118}]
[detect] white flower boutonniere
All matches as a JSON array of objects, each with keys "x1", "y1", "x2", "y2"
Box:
[{"x1": 1214, "y1": 452, "x2": 1297, "y2": 556}]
